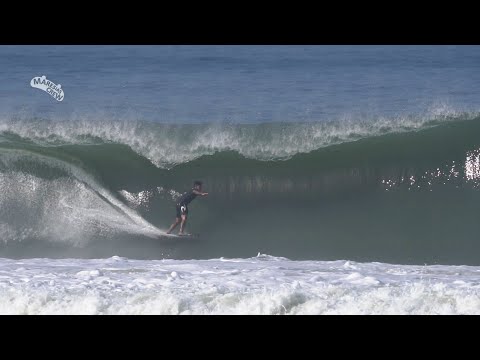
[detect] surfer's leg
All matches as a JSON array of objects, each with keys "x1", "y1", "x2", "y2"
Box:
[
  {"x1": 166, "y1": 218, "x2": 181, "y2": 234},
  {"x1": 167, "y1": 205, "x2": 183, "y2": 234},
  {"x1": 179, "y1": 214, "x2": 187, "y2": 234}
]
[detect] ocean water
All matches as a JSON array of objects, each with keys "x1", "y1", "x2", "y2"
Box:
[{"x1": 1, "y1": 45, "x2": 480, "y2": 314}]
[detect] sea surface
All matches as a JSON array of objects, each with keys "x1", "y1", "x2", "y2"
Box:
[{"x1": 1, "y1": 45, "x2": 480, "y2": 314}]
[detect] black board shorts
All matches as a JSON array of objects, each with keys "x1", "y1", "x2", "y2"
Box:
[{"x1": 176, "y1": 204, "x2": 189, "y2": 218}]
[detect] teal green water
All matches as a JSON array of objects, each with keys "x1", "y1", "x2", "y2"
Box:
[{"x1": 1, "y1": 115, "x2": 480, "y2": 264}]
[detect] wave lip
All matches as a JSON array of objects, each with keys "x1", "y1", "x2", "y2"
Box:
[{"x1": 0, "y1": 107, "x2": 471, "y2": 168}]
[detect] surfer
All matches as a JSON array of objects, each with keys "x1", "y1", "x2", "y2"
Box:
[{"x1": 166, "y1": 180, "x2": 208, "y2": 235}]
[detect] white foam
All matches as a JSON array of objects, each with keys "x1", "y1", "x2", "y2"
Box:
[
  {"x1": 0, "y1": 149, "x2": 164, "y2": 245},
  {"x1": 119, "y1": 187, "x2": 180, "y2": 209},
  {"x1": 0, "y1": 256, "x2": 479, "y2": 314},
  {"x1": 119, "y1": 190, "x2": 156, "y2": 209}
]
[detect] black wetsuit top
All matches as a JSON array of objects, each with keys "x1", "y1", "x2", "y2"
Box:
[{"x1": 177, "y1": 189, "x2": 197, "y2": 206}]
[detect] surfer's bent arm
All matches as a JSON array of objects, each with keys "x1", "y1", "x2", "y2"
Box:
[{"x1": 193, "y1": 190, "x2": 208, "y2": 196}]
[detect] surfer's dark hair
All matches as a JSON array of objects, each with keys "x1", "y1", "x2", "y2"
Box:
[{"x1": 194, "y1": 180, "x2": 203, "y2": 186}]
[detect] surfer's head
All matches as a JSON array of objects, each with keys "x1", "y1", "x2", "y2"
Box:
[{"x1": 193, "y1": 180, "x2": 203, "y2": 190}]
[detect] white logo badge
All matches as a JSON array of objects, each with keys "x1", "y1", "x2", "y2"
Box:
[{"x1": 30, "y1": 75, "x2": 64, "y2": 102}]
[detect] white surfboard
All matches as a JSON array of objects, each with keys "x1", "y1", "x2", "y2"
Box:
[{"x1": 158, "y1": 233, "x2": 200, "y2": 239}]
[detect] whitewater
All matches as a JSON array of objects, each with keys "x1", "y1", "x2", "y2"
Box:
[{"x1": 1, "y1": 255, "x2": 479, "y2": 315}]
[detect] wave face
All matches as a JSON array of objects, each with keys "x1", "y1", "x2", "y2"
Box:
[{"x1": 2, "y1": 114, "x2": 480, "y2": 264}]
